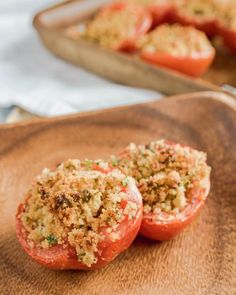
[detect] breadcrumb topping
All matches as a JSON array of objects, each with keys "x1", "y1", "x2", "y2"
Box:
[
  {"x1": 138, "y1": 24, "x2": 214, "y2": 57},
  {"x1": 127, "y1": 0, "x2": 163, "y2": 5},
  {"x1": 82, "y1": 6, "x2": 140, "y2": 48},
  {"x1": 176, "y1": 0, "x2": 220, "y2": 21},
  {"x1": 20, "y1": 159, "x2": 138, "y2": 267},
  {"x1": 112, "y1": 140, "x2": 211, "y2": 215},
  {"x1": 218, "y1": 5, "x2": 236, "y2": 30}
]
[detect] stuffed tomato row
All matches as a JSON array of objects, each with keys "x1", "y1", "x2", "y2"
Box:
[
  {"x1": 16, "y1": 141, "x2": 211, "y2": 270},
  {"x1": 67, "y1": 0, "x2": 236, "y2": 77},
  {"x1": 67, "y1": 1, "x2": 215, "y2": 77}
]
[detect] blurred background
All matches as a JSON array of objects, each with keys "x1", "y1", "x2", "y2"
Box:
[
  {"x1": 1, "y1": 0, "x2": 235, "y2": 123},
  {"x1": 0, "y1": 0, "x2": 161, "y2": 123}
]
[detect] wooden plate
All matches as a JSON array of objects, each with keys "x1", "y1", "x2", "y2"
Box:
[
  {"x1": 33, "y1": 0, "x2": 236, "y2": 98},
  {"x1": 0, "y1": 92, "x2": 235, "y2": 294}
]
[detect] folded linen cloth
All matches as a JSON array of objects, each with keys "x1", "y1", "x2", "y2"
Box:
[{"x1": 0, "y1": 0, "x2": 162, "y2": 120}]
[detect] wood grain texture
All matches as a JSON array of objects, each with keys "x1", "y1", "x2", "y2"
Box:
[
  {"x1": 33, "y1": 0, "x2": 236, "y2": 98},
  {"x1": 0, "y1": 92, "x2": 236, "y2": 295}
]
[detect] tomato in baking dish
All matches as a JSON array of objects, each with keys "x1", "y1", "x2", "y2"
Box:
[
  {"x1": 171, "y1": 0, "x2": 221, "y2": 37},
  {"x1": 111, "y1": 140, "x2": 211, "y2": 241},
  {"x1": 83, "y1": 2, "x2": 152, "y2": 52},
  {"x1": 138, "y1": 24, "x2": 215, "y2": 77},
  {"x1": 16, "y1": 159, "x2": 143, "y2": 270}
]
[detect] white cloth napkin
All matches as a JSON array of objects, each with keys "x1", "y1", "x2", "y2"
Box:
[{"x1": 0, "y1": 0, "x2": 162, "y2": 117}]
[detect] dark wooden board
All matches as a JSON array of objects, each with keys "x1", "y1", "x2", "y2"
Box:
[
  {"x1": 33, "y1": 0, "x2": 236, "y2": 98},
  {"x1": 0, "y1": 92, "x2": 235, "y2": 294}
]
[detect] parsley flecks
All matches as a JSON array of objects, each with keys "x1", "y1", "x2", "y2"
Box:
[
  {"x1": 111, "y1": 157, "x2": 118, "y2": 167},
  {"x1": 122, "y1": 177, "x2": 129, "y2": 186},
  {"x1": 85, "y1": 159, "x2": 93, "y2": 169},
  {"x1": 46, "y1": 234, "x2": 58, "y2": 245}
]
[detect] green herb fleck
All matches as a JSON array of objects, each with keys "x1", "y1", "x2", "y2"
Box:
[
  {"x1": 84, "y1": 159, "x2": 93, "y2": 169},
  {"x1": 182, "y1": 177, "x2": 190, "y2": 188},
  {"x1": 46, "y1": 234, "x2": 58, "y2": 245},
  {"x1": 111, "y1": 157, "x2": 118, "y2": 167},
  {"x1": 122, "y1": 177, "x2": 129, "y2": 186}
]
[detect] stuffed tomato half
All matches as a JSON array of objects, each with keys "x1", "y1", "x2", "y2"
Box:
[
  {"x1": 111, "y1": 140, "x2": 211, "y2": 241},
  {"x1": 16, "y1": 159, "x2": 142, "y2": 270},
  {"x1": 172, "y1": 0, "x2": 221, "y2": 37},
  {"x1": 138, "y1": 23, "x2": 215, "y2": 77},
  {"x1": 82, "y1": 2, "x2": 152, "y2": 52}
]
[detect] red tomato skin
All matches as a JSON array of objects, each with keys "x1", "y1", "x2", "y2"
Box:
[
  {"x1": 101, "y1": 2, "x2": 152, "y2": 52},
  {"x1": 148, "y1": 2, "x2": 173, "y2": 28},
  {"x1": 139, "y1": 185, "x2": 210, "y2": 241},
  {"x1": 140, "y1": 50, "x2": 215, "y2": 77},
  {"x1": 221, "y1": 28, "x2": 236, "y2": 55},
  {"x1": 16, "y1": 177, "x2": 143, "y2": 270},
  {"x1": 171, "y1": 8, "x2": 220, "y2": 37}
]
